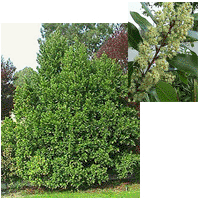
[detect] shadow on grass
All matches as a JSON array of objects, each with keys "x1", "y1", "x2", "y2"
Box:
[{"x1": 1, "y1": 178, "x2": 140, "y2": 198}]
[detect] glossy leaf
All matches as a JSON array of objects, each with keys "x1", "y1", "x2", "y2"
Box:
[
  {"x1": 130, "y1": 11, "x2": 152, "y2": 33},
  {"x1": 128, "y1": 22, "x2": 143, "y2": 51},
  {"x1": 155, "y1": 81, "x2": 178, "y2": 102},
  {"x1": 167, "y1": 53, "x2": 198, "y2": 78}
]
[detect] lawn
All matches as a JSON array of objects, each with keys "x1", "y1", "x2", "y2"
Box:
[{"x1": 1, "y1": 179, "x2": 140, "y2": 198}]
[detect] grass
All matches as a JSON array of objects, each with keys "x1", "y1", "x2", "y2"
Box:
[{"x1": 1, "y1": 179, "x2": 140, "y2": 198}]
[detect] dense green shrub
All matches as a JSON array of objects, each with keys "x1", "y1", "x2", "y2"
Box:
[
  {"x1": 6, "y1": 30, "x2": 140, "y2": 189},
  {"x1": 1, "y1": 117, "x2": 19, "y2": 185},
  {"x1": 115, "y1": 153, "x2": 140, "y2": 182}
]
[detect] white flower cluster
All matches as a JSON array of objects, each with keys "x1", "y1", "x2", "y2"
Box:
[{"x1": 130, "y1": 2, "x2": 194, "y2": 102}]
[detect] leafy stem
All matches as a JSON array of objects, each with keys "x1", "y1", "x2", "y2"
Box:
[
  {"x1": 144, "y1": 20, "x2": 175, "y2": 76},
  {"x1": 134, "y1": 20, "x2": 176, "y2": 94}
]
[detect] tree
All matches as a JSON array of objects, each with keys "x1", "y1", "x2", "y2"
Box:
[
  {"x1": 1, "y1": 56, "x2": 17, "y2": 120},
  {"x1": 10, "y1": 30, "x2": 140, "y2": 189},
  {"x1": 39, "y1": 23, "x2": 120, "y2": 57},
  {"x1": 37, "y1": 30, "x2": 68, "y2": 80},
  {"x1": 96, "y1": 23, "x2": 128, "y2": 73},
  {"x1": 13, "y1": 67, "x2": 38, "y2": 88}
]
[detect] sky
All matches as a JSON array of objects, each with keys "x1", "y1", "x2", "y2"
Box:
[
  {"x1": 0, "y1": 1, "x2": 199, "y2": 199},
  {"x1": 0, "y1": 2, "x2": 158, "y2": 73},
  {"x1": 1, "y1": 2, "x2": 197, "y2": 72},
  {"x1": 0, "y1": 0, "x2": 129, "y2": 73},
  {"x1": 1, "y1": 23, "x2": 41, "y2": 72}
]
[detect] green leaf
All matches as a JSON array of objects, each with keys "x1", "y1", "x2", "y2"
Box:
[
  {"x1": 193, "y1": 13, "x2": 198, "y2": 21},
  {"x1": 128, "y1": 22, "x2": 143, "y2": 51},
  {"x1": 167, "y1": 54, "x2": 198, "y2": 78},
  {"x1": 177, "y1": 70, "x2": 188, "y2": 85},
  {"x1": 155, "y1": 81, "x2": 178, "y2": 102},
  {"x1": 192, "y1": 79, "x2": 198, "y2": 102},
  {"x1": 130, "y1": 11, "x2": 152, "y2": 33},
  {"x1": 128, "y1": 61, "x2": 134, "y2": 88}
]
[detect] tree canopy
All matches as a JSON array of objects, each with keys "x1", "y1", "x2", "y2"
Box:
[
  {"x1": 96, "y1": 23, "x2": 128, "y2": 73},
  {"x1": 13, "y1": 67, "x2": 38, "y2": 88},
  {"x1": 1, "y1": 55, "x2": 17, "y2": 120},
  {"x1": 39, "y1": 23, "x2": 122, "y2": 58},
  {"x1": 8, "y1": 31, "x2": 140, "y2": 189}
]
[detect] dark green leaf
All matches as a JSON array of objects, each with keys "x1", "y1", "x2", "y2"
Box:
[
  {"x1": 155, "y1": 81, "x2": 178, "y2": 102},
  {"x1": 192, "y1": 79, "x2": 198, "y2": 102},
  {"x1": 167, "y1": 54, "x2": 198, "y2": 78},
  {"x1": 177, "y1": 70, "x2": 188, "y2": 85},
  {"x1": 128, "y1": 22, "x2": 143, "y2": 51}
]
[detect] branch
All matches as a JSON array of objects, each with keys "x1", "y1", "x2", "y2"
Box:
[{"x1": 144, "y1": 20, "x2": 175, "y2": 76}]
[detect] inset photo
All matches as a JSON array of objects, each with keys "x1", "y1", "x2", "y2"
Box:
[{"x1": 128, "y1": 2, "x2": 198, "y2": 102}]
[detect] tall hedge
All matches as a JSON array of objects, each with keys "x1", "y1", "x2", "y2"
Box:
[
  {"x1": 3, "y1": 30, "x2": 140, "y2": 190},
  {"x1": 1, "y1": 118, "x2": 18, "y2": 185}
]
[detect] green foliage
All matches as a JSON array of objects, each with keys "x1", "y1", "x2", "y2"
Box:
[
  {"x1": 171, "y1": 71, "x2": 198, "y2": 102},
  {"x1": 155, "y1": 81, "x2": 178, "y2": 102},
  {"x1": 37, "y1": 30, "x2": 69, "y2": 80},
  {"x1": 39, "y1": 23, "x2": 118, "y2": 57},
  {"x1": 128, "y1": 22, "x2": 143, "y2": 51},
  {"x1": 13, "y1": 67, "x2": 38, "y2": 88},
  {"x1": 130, "y1": 11, "x2": 152, "y2": 34},
  {"x1": 10, "y1": 30, "x2": 140, "y2": 190},
  {"x1": 1, "y1": 56, "x2": 17, "y2": 120},
  {"x1": 1, "y1": 117, "x2": 18, "y2": 185},
  {"x1": 167, "y1": 53, "x2": 198, "y2": 78},
  {"x1": 115, "y1": 153, "x2": 140, "y2": 181}
]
